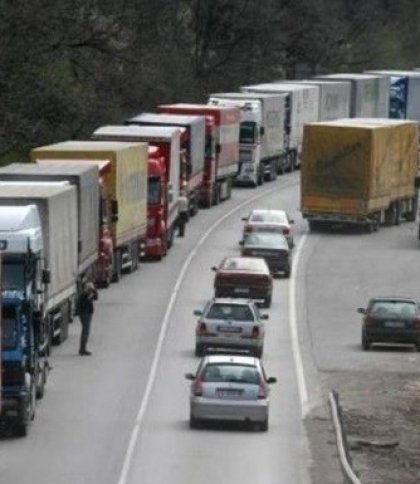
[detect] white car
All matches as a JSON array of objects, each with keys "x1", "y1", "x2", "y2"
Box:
[
  {"x1": 242, "y1": 209, "x2": 294, "y2": 248},
  {"x1": 185, "y1": 354, "x2": 277, "y2": 431}
]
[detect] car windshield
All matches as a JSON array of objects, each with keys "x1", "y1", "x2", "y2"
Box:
[
  {"x1": 202, "y1": 363, "x2": 260, "y2": 384},
  {"x1": 206, "y1": 303, "x2": 254, "y2": 321},
  {"x1": 370, "y1": 301, "x2": 418, "y2": 316},
  {"x1": 250, "y1": 211, "x2": 287, "y2": 224},
  {"x1": 244, "y1": 232, "x2": 288, "y2": 249}
]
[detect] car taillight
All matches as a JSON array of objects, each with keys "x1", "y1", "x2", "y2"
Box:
[
  {"x1": 242, "y1": 248, "x2": 253, "y2": 256},
  {"x1": 364, "y1": 316, "x2": 375, "y2": 326},
  {"x1": 282, "y1": 227, "x2": 290, "y2": 235},
  {"x1": 194, "y1": 377, "x2": 203, "y2": 396},
  {"x1": 251, "y1": 325, "x2": 260, "y2": 338},
  {"x1": 244, "y1": 224, "x2": 253, "y2": 233},
  {"x1": 258, "y1": 377, "x2": 267, "y2": 399},
  {"x1": 197, "y1": 322, "x2": 208, "y2": 337}
]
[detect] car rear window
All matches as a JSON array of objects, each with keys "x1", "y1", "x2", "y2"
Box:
[
  {"x1": 202, "y1": 364, "x2": 260, "y2": 384},
  {"x1": 370, "y1": 301, "x2": 418, "y2": 316},
  {"x1": 206, "y1": 304, "x2": 254, "y2": 321},
  {"x1": 221, "y1": 257, "x2": 268, "y2": 272},
  {"x1": 244, "y1": 232, "x2": 288, "y2": 249},
  {"x1": 250, "y1": 211, "x2": 287, "y2": 224}
]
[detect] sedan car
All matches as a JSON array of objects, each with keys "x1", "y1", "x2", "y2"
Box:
[
  {"x1": 194, "y1": 298, "x2": 268, "y2": 357},
  {"x1": 242, "y1": 209, "x2": 294, "y2": 248},
  {"x1": 212, "y1": 256, "x2": 273, "y2": 307},
  {"x1": 357, "y1": 297, "x2": 420, "y2": 351},
  {"x1": 185, "y1": 354, "x2": 276, "y2": 431},
  {"x1": 241, "y1": 231, "x2": 292, "y2": 277}
]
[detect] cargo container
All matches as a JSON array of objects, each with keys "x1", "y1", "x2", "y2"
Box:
[
  {"x1": 31, "y1": 141, "x2": 148, "y2": 282},
  {"x1": 92, "y1": 125, "x2": 183, "y2": 259},
  {"x1": 0, "y1": 163, "x2": 99, "y2": 285},
  {"x1": 208, "y1": 93, "x2": 287, "y2": 184},
  {"x1": 126, "y1": 113, "x2": 205, "y2": 216},
  {"x1": 366, "y1": 70, "x2": 420, "y2": 121},
  {"x1": 301, "y1": 119, "x2": 418, "y2": 231},
  {"x1": 315, "y1": 73, "x2": 390, "y2": 118},
  {"x1": 157, "y1": 104, "x2": 240, "y2": 205},
  {"x1": 241, "y1": 83, "x2": 319, "y2": 169},
  {"x1": 289, "y1": 80, "x2": 351, "y2": 121}
]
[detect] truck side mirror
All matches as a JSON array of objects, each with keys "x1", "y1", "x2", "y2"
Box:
[
  {"x1": 357, "y1": 308, "x2": 366, "y2": 314},
  {"x1": 260, "y1": 126, "x2": 265, "y2": 136},
  {"x1": 42, "y1": 269, "x2": 51, "y2": 284},
  {"x1": 111, "y1": 199, "x2": 119, "y2": 222}
]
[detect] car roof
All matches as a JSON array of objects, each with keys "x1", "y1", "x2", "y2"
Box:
[
  {"x1": 370, "y1": 297, "x2": 418, "y2": 303},
  {"x1": 211, "y1": 297, "x2": 255, "y2": 305},
  {"x1": 250, "y1": 209, "x2": 286, "y2": 216},
  {"x1": 220, "y1": 256, "x2": 269, "y2": 272},
  {"x1": 204, "y1": 354, "x2": 259, "y2": 365}
]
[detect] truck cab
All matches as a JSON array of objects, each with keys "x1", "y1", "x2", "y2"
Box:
[{"x1": 0, "y1": 205, "x2": 49, "y2": 436}]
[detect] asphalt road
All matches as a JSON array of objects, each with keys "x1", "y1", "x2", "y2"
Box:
[{"x1": 0, "y1": 172, "x2": 312, "y2": 484}]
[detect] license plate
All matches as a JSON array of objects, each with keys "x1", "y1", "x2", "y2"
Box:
[
  {"x1": 234, "y1": 287, "x2": 249, "y2": 294},
  {"x1": 218, "y1": 326, "x2": 242, "y2": 333},
  {"x1": 384, "y1": 321, "x2": 405, "y2": 328},
  {"x1": 216, "y1": 389, "x2": 242, "y2": 398}
]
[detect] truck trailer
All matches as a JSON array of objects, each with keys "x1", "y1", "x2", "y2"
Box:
[
  {"x1": 125, "y1": 113, "x2": 205, "y2": 216},
  {"x1": 315, "y1": 73, "x2": 390, "y2": 118},
  {"x1": 241, "y1": 83, "x2": 319, "y2": 170},
  {"x1": 301, "y1": 118, "x2": 418, "y2": 231},
  {"x1": 157, "y1": 104, "x2": 240, "y2": 205},
  {"x1": 31, "y1": 141, "x2": 148, "y2": 282},
  {"x1": 92, "y1": 125, "x2": 182, "y2": 259},
  {"x1": 208, "y1": 92, "x2": 287, "y2": 184}
]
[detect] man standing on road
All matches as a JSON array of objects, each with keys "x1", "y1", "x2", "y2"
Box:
[
  {"x1": 178, "y1": 191, "x2": 189, "y2": 237},
  {"x1": 78, "y1": 279, "x2": 98, "y2": 356}
]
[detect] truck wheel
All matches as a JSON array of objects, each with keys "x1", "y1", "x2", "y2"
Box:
[
  {"x1": 254, "y1": 346, "x2": 263, "y2": 358},
  {"x1": 213, "y1": 185, "x2": 221, "y2": 205},
  {"x1": 257, "y1": 165, "x2": 264, "y2": 186},
  {"x1": 167, "y1": 227, "x2": 175, "y2": 249},
  {"x1": 111, "y1": 251, "x2": 122, "y2": 283},
  {"x1": 263, "y1": 294, "x2": 272, "y2": 308},
  {"x1": 259, "y1": 418, "x2": 268, "y2": 432},
  {"x1": 131, "y1": 243, "x2": 139, "y2": 272},
  {"x1": 225, "y1": 179, "x2": 232, "y2": 200}
]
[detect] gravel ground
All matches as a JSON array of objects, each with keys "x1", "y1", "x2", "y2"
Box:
[{"x1": 308, "y1": 370, "x2": 420, "y2": 484}]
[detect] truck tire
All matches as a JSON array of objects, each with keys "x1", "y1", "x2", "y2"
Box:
[
  {"x1": 131, "y1": 243, "x2": 139, "y2": 272},
  {"x1": 195, "y1": 343, "x2": 205, "y2": 357},
  {"x1": 15, "y1": 375, "x2": 36, "y2": 437},
  {"x1": 263, "y1": 294, "x2": 272, "y2": 308},
  {"x1": 111, "y1": 250, "x2": 122, "y2": 283},
  {"x1": 213, "y1": 185, "x2": 221, "y2": 205},
  {"x1": 225, "y1": 179, "x2": 232, "y2": 200},
  {"x1": 257, "y1": 165, "x2": 264, "y2": 186}
]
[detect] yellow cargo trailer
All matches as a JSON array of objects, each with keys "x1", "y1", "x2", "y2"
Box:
[
  {"x1": 301, "y1": 119, "x2": 418, "y2": 231},
  {"x1": 31, "y1": 141, "x2": 148, "y2": 279}
]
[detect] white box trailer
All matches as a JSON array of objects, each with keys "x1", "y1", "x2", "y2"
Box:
[
  {"x1": 209, "y1": 92, "x2": 287, "y2": 181},
  {"x1": 290, "y1": 80, "x2": 351, "y2": 120},
  {"x1": 315, "y1": 73, "x2": 390, "y2": 118},
  {"x1": 0, "y1": 184, "x2": 78, "y2": 343},
  {"x1": 241, "y1": 83, "x2": 319, "y2": 169}
]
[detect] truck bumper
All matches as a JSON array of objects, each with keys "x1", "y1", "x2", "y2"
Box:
[{"x1": 145, "y1": 237, "x2": 163, "y2": 257}]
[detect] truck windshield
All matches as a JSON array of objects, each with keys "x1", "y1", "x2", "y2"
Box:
[
  {"x1": 2, "y1": 306, "x2": 18, "y2": 350},
  {"x1": 148, "y1": 176, "x2": 161, "y2": 205},
  {"x1": 3, "y1": 256, "x2": 25, "y2": 290},
  {"x1": 240, "y1": 122, "x2": 257, "y2": 144}
]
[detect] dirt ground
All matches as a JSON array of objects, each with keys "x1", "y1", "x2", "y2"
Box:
[{"x1": 307, "y1": 370, "x2": 420, "y2": 484}]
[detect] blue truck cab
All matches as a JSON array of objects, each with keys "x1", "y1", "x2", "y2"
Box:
[{"x1": 0, "y1": 205, "x2": 50, "y2": 436}]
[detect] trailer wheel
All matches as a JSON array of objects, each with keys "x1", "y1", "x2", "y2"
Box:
[{"x1": 111, "y1": 250, "x2": 122, "y2": 283}]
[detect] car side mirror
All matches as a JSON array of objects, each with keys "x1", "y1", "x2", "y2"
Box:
[
  {"x1": 185, "y1": 373, "x2": 196, "y2": 381},
  {"x1": 289, "y1": 219, "x2": 295, "y2": 224},
  {"x1": 241, "y1": 217, "x2": 247, "y2": 221},
  {"x1": 267, "y1": 377, "x2": 277, "y2": 384},
  {"x1": 193, "y1": 309, "x2": 202, "y2": 316},
  {"x1": 261, "y1": 314, "x2": 269, "y2": 320},
  {"x1": 357, "y1": 308, "x2": 366, "y2": 314},
  {"x1": 239, "y1": 240, "x2": 244, "y2": 246},
  {"x1": 211, "y1": 266, "x2": 217, "y2": 271}
]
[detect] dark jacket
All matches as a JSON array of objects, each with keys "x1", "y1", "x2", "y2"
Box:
[{"x1": 78, "y1": 284, "x2": 97, "y2": 315}]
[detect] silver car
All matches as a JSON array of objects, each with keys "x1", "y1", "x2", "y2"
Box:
[
  {"x1": 185, "y1": 354, "x2": 276, "y2": 431},
  {"x1": 194, "y1": 298, "x2": 268, "y2": 357}
]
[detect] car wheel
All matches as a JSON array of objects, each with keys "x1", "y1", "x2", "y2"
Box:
[
  {"x1": 259, "y1": 418, "x2": 268, "y2": 432},
  {"x1": 189, "y1": 413, "x2": 200, "y2": 429},
  {"x1": 416, "y1": 342, "x2": 420, "y2": 352},
  {"x1": 254, "y1": 346, "x2": 263, "y2": 358},
  {"x1": 195, "y1": 343, "x2": 205, "y2": 357},
  {"x1": 362, "y1": 332, "x2": 371, "y2": 351},
  {"x1": 264, "y1": 294, "x2": 272, "y2": 308}
]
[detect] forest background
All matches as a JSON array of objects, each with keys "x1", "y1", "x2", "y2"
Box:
[{"x1": 1, "y1": 0, "x2": 419, "y2": 164}]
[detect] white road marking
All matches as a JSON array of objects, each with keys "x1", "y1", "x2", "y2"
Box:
[
  {"x1": 117, "y1": 183, "x2": 293, "y2": 484},
  {"x1": 289, "y1": 233, "x2": 309, "y2": 416}
]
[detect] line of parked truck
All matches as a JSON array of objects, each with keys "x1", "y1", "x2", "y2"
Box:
[{"x1": 1, "y1": 68, "x2": 420, "y2": 436}]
